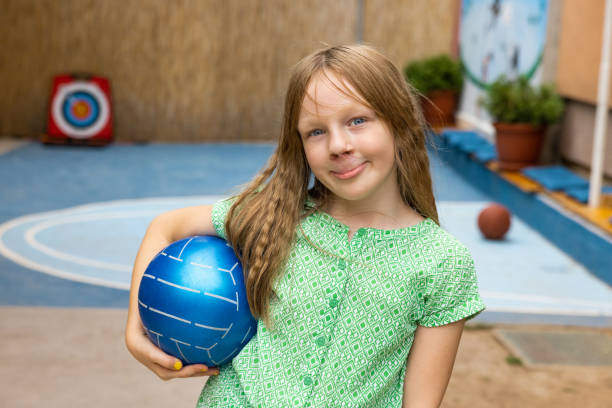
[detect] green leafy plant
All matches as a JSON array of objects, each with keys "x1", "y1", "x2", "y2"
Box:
[
  {"x1": 403, "y1": 55, "x2": 463, "y2": 95},
  {"x1": 480, "y1": 76, "x2": 564, "y2": 126}
]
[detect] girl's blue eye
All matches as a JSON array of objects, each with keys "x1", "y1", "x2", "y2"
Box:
[
  {"x1": 350, "y1": 117, "x2": 366, "y2": 126},
  {"x1": 309, "y1": 129, "x2": 324, "y2": 137}
]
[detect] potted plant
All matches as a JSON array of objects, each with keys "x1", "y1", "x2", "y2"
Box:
[
  {"x1": 404, "y1": 54, "x2": 463, "y2": 127},
  {"x1": 480, "y1": 76, "x2": 564, "y2": 170}
]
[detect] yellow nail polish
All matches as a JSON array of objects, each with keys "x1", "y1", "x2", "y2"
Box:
[
  {"x1": 174, "y1": 360, "x2": 182, "y2": 371},
  {"x1": 201, "y1": 368, "x2": 208, "y2": 372}
]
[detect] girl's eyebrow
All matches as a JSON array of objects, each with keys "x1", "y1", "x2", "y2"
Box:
[
  {"x1": 297, "y1": 120, "x2": 319, "y2": 136},
  {"x1": 298, "y1": 105, "x2": 374, "y2": 132},
  {"x1": 297, "y1": 114, "x2": 321, "y2": 128}
]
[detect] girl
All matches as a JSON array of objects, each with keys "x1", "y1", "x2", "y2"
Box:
[{"x1": 125, "y1": 44, "x2": 486, "y2": 407}]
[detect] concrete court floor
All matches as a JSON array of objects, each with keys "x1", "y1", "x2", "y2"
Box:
[{"x1": 2, "y1": 307, "x2": 209, "y2": 407}]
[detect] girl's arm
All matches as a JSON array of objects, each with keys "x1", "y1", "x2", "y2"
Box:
[
  {"x1": 402, "y1": 318, "x2": 466, "y2": 408},
  {"x1": 125, "y1": 205, "x2": 220, "y2": 380}
]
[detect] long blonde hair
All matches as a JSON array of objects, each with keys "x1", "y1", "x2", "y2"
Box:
[{"x1": 225, "y1": 44, "x2": 438, "y2": 327}]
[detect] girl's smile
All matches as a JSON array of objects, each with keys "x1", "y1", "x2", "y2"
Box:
[{"x1": 331, "y1": 161, "x2": 367, "y2": 180}]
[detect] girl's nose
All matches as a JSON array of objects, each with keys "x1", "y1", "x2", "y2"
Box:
[{"x1": 328, "y1": 127, "x2": 352, "y2": 156}]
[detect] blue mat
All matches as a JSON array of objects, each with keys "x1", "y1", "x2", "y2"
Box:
[
  {"x1": 522, "y1": 165, "x2": 612, "y2": 204},
  {"x1": 439, "y1": 129, "x2": 497, "y2": 163},
  {"x1": 522, "y1": 166, "x2": 589, "y2": 191}
]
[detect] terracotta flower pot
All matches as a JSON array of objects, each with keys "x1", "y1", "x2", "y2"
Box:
[
  {"x1": 421, "y1": 90, "x2": 457, "y2": 128},
  {"x1": 493, "y1": 122, "x2": 546, "y2": 171}
]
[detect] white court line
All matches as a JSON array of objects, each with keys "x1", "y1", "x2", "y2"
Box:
[
  {"x1": 483, "y1": 305, "x2": 612, "y2": 317},
  {"x1": 0, "y1": 196, "x2": 224, "y2": 290},
  {"x1": 23, "y1": 210, "x2": 160, "y2": 272},
  {"x1": 482, "y1": 291, "x2": 612, "y2": 310},
  {"x1": 6, "y1": 195, "x2": 225, "y2": 217},
  {"x1": 0, "y1": 246, "x2": 130, "y2": 290}
]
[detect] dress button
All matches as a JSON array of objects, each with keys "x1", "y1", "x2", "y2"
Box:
[
  {"x1": 329, "y1": 298, "x2": 339, "y2": 308},
  {"x1": 303, "y1": 376, "x2": 313, "y2": 386},
  {"x1": 315, "y1": 336, "x2": 326, "y2": 347},
  {"x1": 338, "y1": 260, "x2": 346, "y2": 270}
]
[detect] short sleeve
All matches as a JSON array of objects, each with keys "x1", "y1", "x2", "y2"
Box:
[
  {"x1": 211, "y1": 197, "x2": 236, "y2": 240},
  {"x1": 417, "y1": 244, "x2": 486, "y2": 327}
]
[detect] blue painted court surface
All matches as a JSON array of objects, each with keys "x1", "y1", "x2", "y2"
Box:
[{"x1": 1, "y1": 141, "x2": 611, "y2": 326}]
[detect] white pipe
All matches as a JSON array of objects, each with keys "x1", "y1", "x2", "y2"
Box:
[{"x1": 589, "y1": 0, "x2": 612, "y2": 208}]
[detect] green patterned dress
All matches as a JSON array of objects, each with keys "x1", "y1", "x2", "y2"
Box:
[{"x1": 197, "y1": 199, "x2": 486, "y2": 407}]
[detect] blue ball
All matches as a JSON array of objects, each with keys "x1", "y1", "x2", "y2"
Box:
[{"x1": 138, "y1": 235, "x2": 257, "y2": 367}]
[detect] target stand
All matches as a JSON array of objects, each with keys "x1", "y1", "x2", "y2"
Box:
[{"x1": 43, "y1": 74, "x2": 113, "y2": 146}]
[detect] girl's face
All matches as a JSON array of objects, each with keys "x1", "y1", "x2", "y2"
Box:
[{"x1": 297, "y1": 72, "x2": 400, "y2": 207}]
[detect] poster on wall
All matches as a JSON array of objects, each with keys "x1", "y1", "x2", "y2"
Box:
[{"x1": 458, "y1": 0, "x2": 549, "y2": 137}]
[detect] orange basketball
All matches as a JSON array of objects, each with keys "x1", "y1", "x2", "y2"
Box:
[{"x1": 477, "y1": 203, "x2": 511, "y2": 240}]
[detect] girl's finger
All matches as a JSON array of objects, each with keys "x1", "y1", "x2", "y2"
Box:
[
  {"x1": 151, "y1": 362, "x2": 219, "y2": 379},
  {"x1": 147, "y1": 363, "x2": 177, "y2": 381},
  {"x1": 178, "y1": 364, "x2": 218, "y2": 377},
  {"x1": 143, "y1": 342, "x2": 184, "y2": 371},
  {"x1": 199, "y1": 367, "x2": 220, "y2": 376}
]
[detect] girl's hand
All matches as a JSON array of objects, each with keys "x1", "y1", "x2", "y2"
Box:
[{"x1": 125, "y1": 321, "x2": 220, "y2": 380}]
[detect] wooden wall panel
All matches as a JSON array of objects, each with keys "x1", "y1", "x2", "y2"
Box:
[
  {"x1": 556, "y1": 0, "x2": 609, "y2": 105},
  {"x1": 364, "y1": 0, "x2": 459, "y2": 69},
  {"x1": 0, "y1": 0, "x2": 456, "y2": 142}
]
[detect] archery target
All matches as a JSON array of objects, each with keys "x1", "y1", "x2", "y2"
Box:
[{"x1": 51, "y1": 81, "x2": 110, "y2": 139}]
